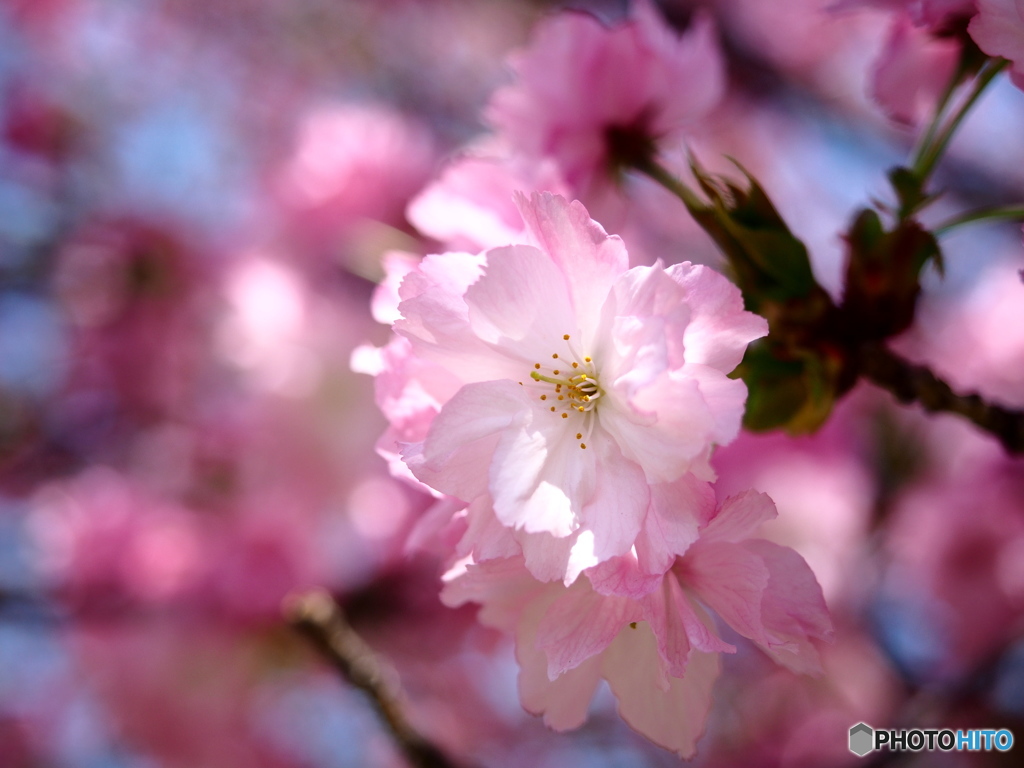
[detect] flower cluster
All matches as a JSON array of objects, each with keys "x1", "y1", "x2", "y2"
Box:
[
  {"x1": 357, "y1": 190, "x2": 833, "y2": 755},
  {"x1": 351, "y1": 2, "x2": 840, "y2": 755}
]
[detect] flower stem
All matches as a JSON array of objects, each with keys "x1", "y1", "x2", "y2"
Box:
[
  {"x1": 912, "y1": 58, "x2": 1009, "y2": 185},
  {"x1": 908, "y1": 55, "x2": 970, "y2": 176},
  {"x1": 631, "y1": 154, "x2": 704, "y2": 209},
  {"x1": 933, "y1": 205, "x2": 1024, "y2": 236}
]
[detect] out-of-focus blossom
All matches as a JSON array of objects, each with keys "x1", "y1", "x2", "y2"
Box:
[
  {"x1": 29, "y1": 467, "x2": 206, "y2": 608},
  {"x1": 52, "y1": 216, "x2": 213, "y2": 422},
  {"x1": 216, "y1": 254, "x2": 322, "y2": 398},
  {"x1": 835, "y1": 0, "x2": 978, "y2": 124},
  {"x1": 407, "y1": 148, "x2": 569, "y2": 253},
  {"x1": 885, "y1": 443, "x2": 1024, "y2": 676},
  {"x1": 871, "y1": 13, "x2": 961, "y2": 125},
  {"x1": 442, "y1": 491, "x2": 832, "y2": 758},
  {"x1": 725, "y1": 0, "x2": 887, "y2": 94},
  {"x1": 970, "y1": 0, "x2": 1024, "y2": 89},
  {"x1": 487, "y1": 1, "x2": 724, "y2": 202},
  {"x1": 276, "y1": 103, "x2": 436, "y2": 260},
  {"x1": 901, "y1": 259, "x2": 1024, "y2": 408},
  {"x1": 364, "y1": 192, "x2": 766, "y2": 583},
  {"x1": 2, "y1": 83, "x2": 80, "y2": 166}
]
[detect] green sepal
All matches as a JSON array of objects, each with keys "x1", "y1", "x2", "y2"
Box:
[{"x1": 684, "y1": 158, "x2": 817, "y2": 310}]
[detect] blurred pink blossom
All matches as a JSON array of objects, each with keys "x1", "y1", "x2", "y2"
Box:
[
  {"x1": 407, "y1": 149, "x2": 569, "y2": 253},
  {"x1": 970, "y1": 0, "x2": 1024, "y2": 89},
  {"x1": 276, "y1": 102, "x2": 436, "y2": 257},
  {"x1": 29, "y1": 467, "x2": 206, "y2": 607},
  {"x1": 871, "y1": 12, "x2": 960, "y2": 125},
  {"x1": 53, "y1": 216, "x2": 213, "y2": 419},
  {"x1": 487, "y1": 1, "x2": 724, "y2": 202},
  {"x1": 835, "y1": 0, "x2": 977, "y2": 124},
  {"x1": 899, "y1": 260, "x2": 1024, "y2": 408},
  {"x1": 887, "y1": 448, "x2": 1024, "y2": 674}
]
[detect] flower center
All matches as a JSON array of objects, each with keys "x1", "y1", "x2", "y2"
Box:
[{"x1": 524, "y1": 334, "x2": 602, "y2": 450}]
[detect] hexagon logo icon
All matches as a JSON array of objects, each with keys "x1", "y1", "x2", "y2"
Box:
[{"x1": 849, "y1": 723, "x2": 874, "y2": 757}]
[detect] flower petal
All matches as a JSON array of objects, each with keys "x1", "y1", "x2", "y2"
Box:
[
  {"x1": 417, "y1": 380, "x2": 529, "y2": 501},
  {"x1": 517, "y1": 585, "x2": 603, "y2": 730},
  {"x1": 667, "y1": 262, "x2": 769, "y2": 372},
  {"x1": 635, "y1": 475, "x2": 715, "y2": 575},
  {"x1": 536, "y1": 580, "x2": 642, "y2": 679},
  {"x1": 464, "y1": 244, "x2": 577, "y2": 363},
  {"x1": 601, "y1": 372, "x2": 716, "y2": 483},
  {"x1": 682, "y1": 540, "x2": 771, "y2": 646},
  {"x1": 701, "y1": 490, "x2": 778, "y2": 543},
  {"x1": 489, "y1": 406, "x2": 593, "y2": 537},
  {"x1": 514, "y1": 192, "x2": 628, "y2": 344},
  {"x1": 641, "y1": 575, "x2": 735, "y2": 679},
  {"x1": 396, "y1": 251, "x2": 523, "y2": 382},
  {"x1": 602, "y1": 622, "x2": 720, "y2": 759},
  {"x1": 579, "y1": 437, "x2": 650, "y2": 563},
  {"x1": 744, "y1": 539, "x2": 834, "y2": 675}
]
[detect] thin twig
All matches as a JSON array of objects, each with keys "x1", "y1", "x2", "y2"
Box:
[
  {"x1": 858, "y1": 343, "x2": 1024, "y2": 454},
  {"x1": 912, "y1": 58, "x2": 1009, "y2": 184},
  {"x1": 933, "y1": 204, "x2": 1024, "y2": 236},
  {"x1": 283, "y1": 590, "x2": 472, "y2": 768}
]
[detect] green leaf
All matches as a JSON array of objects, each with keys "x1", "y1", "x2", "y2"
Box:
[{"x1": 733, "y1": 342, "x2": 841, "y2": 434}]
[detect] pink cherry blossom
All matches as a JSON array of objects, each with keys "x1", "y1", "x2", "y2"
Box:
[
  {"x1": 275, "y1": 102, "x2": 436, "y2": 258},
  {"x1": 833, "y1": 0, "x2": 977, "y2": 124},
  {"x1": 406, "y1": 148, "x2": 570, "y2": 253},
  {"x1": 368, "y1": 192, "x2": 766, "y2": 583},
  {"x1": 871, "y1": 13, "x2": 961, "y2": 125},
  {"x1": 487, "y1": 0, "x2": 724, "y2": 200},
  {"x1": 441, "y1": 491, "x2": 832, "y2": 757},
  {"x1": 969, "y1": 0, "x2": 1024, "y2": 90}
]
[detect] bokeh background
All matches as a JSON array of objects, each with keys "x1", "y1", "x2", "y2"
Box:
[{"x1": 1, "y1": 0, "x2": 1023, "y2": 766}]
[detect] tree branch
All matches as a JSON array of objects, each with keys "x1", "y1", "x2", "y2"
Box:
[
  {"x1": 283, "y1": 590, "x2": 473, "y2": 768},
  {"x1": 858, "y1": 343, "x2": 1024, "y2": 454}
]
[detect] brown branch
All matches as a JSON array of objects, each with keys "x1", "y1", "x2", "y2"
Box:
[
  {"x1": 858, "y1": 343, "x2": 1024, "y2": 454},
  {"x1": 283, "y1": 589, "x2": 472, "y2": 768}
]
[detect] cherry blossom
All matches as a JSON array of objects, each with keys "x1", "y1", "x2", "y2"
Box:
[
  {"x1": 871, "y1": 13, "x2": 961, "y2": 125},
  {"x1": 834, "y1": 0, "x2": 977, "y2": 124},
  {"x1": 441, "y1": 491, "x2": 832, "y2": 757},
  {"x1": 365, "y1": 192, "x2": 766, "y2": 583},
  {"x1": 487, "y1": 0, "x2": 724, "y2": 200}
]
